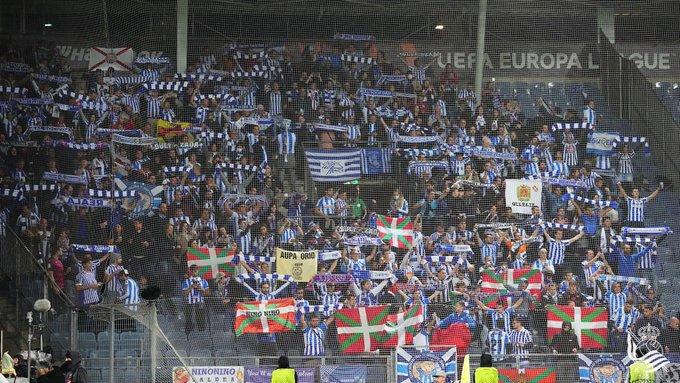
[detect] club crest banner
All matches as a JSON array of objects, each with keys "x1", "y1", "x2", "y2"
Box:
[
  {"x1": 395, "y1": 347, "x2": 457, "y2": 383},
  {"x1": 505, "y1": 179, "x2": 542, "y2": 214},
  {"x1": 275, "y1": 248, "x2": 318, "y2": 282}
]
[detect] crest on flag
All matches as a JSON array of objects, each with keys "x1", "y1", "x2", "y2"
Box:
[
  {"x1": 376, "y1": 215, "x2": 414, "y2": 249},
  {"x1": 114, "y1": 179, "x2": 163, "y2": 219},
  {"x1": 304, "y1": 149, "x2": 362, "y2": 182},
  {"x1": 89, "y1": 47, "x2": 134, "y2": 72},
  {"x1": 361, "y1": 148, "x2": 392, "y2": 175},
  {"x1": 186, "y1": 246, "x2": 237, "y2": 279},
  {"x1": 395, "y1": 347, "x2": 457, "y2": 383},
  {"x1": 578, "y1": 354, "x2": 630, "y2": 383}
]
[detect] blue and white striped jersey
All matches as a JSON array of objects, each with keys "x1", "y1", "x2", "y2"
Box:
[{"x1": 303, "y1": 323, "x2": 328, "y2": 356}]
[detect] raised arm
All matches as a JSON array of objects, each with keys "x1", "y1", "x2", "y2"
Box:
[
  {"x1": 327, "y1": 258, "x2": 339, "y2": 274},
  {"x1": 566, "y1": 230, "x2": 585, "y2": 245},
  {"x1": 474, "y1": 298, "x2": 491, "y2": 312},
  {"x1": 647, "y1": 184, "x2": 663, "y2": 201},
  {"x1": 271, "y1": 281, "x2": 291, "y2": 297},
  {"x1": 542, "y1": 227, "x2": 554, "y2": 242},
  {"x1": 236, "y1": 277, "x2": 259, "y2": 297},
  {"x1": 370, "y1": 278, "x2": 390, "y2": 296},
  {"x1": 616, "y1": 181, "x2": 629, "y2": 200}
]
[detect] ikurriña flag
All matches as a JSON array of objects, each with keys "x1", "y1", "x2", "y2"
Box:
[
  {"x1": 546, "y1": 305, "x2": 608, "y2": 349},
  {"x1": 234, "y1": 298, "x2": 296, "y2": 336}
]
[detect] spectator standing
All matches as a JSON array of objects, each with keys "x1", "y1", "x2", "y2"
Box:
[{"x1": 181, "y1": 264, "x2": 210, "y2": 333}]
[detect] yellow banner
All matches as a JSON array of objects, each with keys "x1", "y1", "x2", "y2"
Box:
[
  {"x1": 275, "y1": 248, "x2": 318, "y2": 282},
  {"x1": 156, "y1": 119, "x2": 191, "y2": 139}
]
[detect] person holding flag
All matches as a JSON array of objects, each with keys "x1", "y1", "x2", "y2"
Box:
[
  {"x1": 300, "y1": 313, "x2": 334, "y2": 357},
  {"x1": 181, "y1": 264, "x2": 210, "y2": 333}
]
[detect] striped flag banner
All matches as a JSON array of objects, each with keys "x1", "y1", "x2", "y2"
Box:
[
  {"x1": 304, "y1": 148, "x2": 361, "y2": 182},
  {"x1": 234, "y1": 298, "x2": 296, "y2": 336},
  {"x1": 376, "y1": 215, "x2": 414, "y2": 249},
  {"x1": 186, "y1": 246, "x2": 237, "y2": 279},
  {"x1": 547, "y1": 305, "x2": 608, "y2": 349}
]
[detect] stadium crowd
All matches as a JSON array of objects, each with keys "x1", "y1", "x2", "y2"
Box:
[{"x1": 0, "y1": 38, "x2": 675, "y2": 360}]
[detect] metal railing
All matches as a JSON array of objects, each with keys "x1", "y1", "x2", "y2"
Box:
[{"x1": 0, "y1": 223, "x2": 76, "y2": 357}]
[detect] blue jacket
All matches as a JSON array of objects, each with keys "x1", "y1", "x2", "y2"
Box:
[
  {"x1": 615, "y1": 246, "x2": 652, "y2": 277},
  {"x1": 439, "y1": 311, "x2": 476, "y2": 331}
]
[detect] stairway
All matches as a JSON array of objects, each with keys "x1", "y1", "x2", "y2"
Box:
[{"x1": 0, "y1": 277, "x2": 27, "y2": 353}]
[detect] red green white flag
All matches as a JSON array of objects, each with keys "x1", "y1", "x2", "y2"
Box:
[
  {"x1": 376, "y1": 215, "x2": 414, "y2": 249},
  {"x1": 480, "y1": 268, "x2": 543, "y2": 308},
  {"x1": 381, "y1": 305, "x2": 424, "y2": 347},
  {"x1": 498, "y1": 367, "x2": 557, "y2": 383},
  {"x1": 546, "y1": 305, "x2": 608, "y2": 349},
  {"x1": 186, "y1": 246, "x2": 236, "y2": 279},
  {"x1": 335, "y1": 305, "x2": 391, "y2": 354},
  {"x1": 234, "y1": 298, "x2": 296, "y2": 336}
]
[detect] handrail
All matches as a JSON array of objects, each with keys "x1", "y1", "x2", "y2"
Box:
[{"x1": 0, "y1": 223, "x2": 76, "y2": 309}]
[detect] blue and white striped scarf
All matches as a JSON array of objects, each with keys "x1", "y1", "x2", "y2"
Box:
[
  {"x1": 134, "y1": 56, "x2": 170, "y2": 64},
  {"x1": 313, "y1": 123, "x2": 349, "y2": 133},
  {"x1": 1, "y1": 62, "x2": 31, "y2": 73},
  {"x1": 112, "y1": 74, "x2": 156, "y2": 85},
  {"x1": 319, "y1": 250, "x2": 342, "y2": 261},
  {"x1": 376, "y1": 75, "x2": 408, "y2": 85},
  {"x1": 610, "y1": 235, "x2": 655, "y2": 246},
  {"x1": 111, "y1": 134, "x2": 157, "y2": 146},
  {"x1": 562, "y1": 193, "x2": 619, "y2": 209},
  {"x1": 71, "y1": 244, "x2": 120, "y2": 253},
  {"x1": 233, "y1": 51, "x2": 266, "y2": 60},
  {"x1": 32, "y1": 73, "x2": 71, "y2": 84},
  {"x1": 143, "y1": 81, "x2": 189, "y2": 91},
  {"x1": 597, "y1": 274, "x2": 649, "y2": 286},
  {"x1": 235, "y1": 273, "x2": 292, "y2": 283},
  {"x1": 88, "y1": 189, "x2": 136, "y2": 198},
  {"x1": 42, "y1": 172, "x2": 88, "y2": 185},
  {"x1": 174, "y1": 73, "x2": 223, "y2": 82},
  {"x1": 231, "y1": 70, "x2": 269, "y2": 78},
  {"x1": 551, "y1": 122, "x2": 594, "y2": 131},
  {"x1": 396, "y1": 134, "x2": 442, "y2": 144},
  {"x1": 340, "y1": 54, "x2": 374, "y2": 64},
  {"x1": 0, "y1": 188, "x2": 25, "y2": 200},
  {"x1": 16, "y1": 97, "x2": 52, "y2": 105},
  {"x1": 407, "y1": 160, "x2": 450, "y2": 174},
  {"x1": 525, "y1": 175, "x2": 590, "y2": 189},
  {"x1": 44, "y1": 141, "x2": 109, "y2": 150},
  {"x1": 400, "y1": 148, "x2": 442, "y2": 158},
  {"x1": 240, "y1": 255, "x2": 276, "y2": 263},
  {"x1": 297, "y1": 304, "x2": 343, "y2": 314},
  {"x1": 0, "y1": 86, "x2": 27, "y2": 95},
  {"x1": 540, "y1": 220, "x2": 584, "y2": 232},
  {"x1": 621, "y1": 226, "x2": 671, "y2": 237}
]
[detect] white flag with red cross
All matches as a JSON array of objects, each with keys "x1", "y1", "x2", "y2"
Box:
[{"x1": 89, "y1": 47, "x2": 134, "y2": 72}]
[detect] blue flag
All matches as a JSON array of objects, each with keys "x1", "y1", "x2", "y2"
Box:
[
  {"x1": 361, "y1": 148, "x2": 392, "y2": 175},
  {"x1": 305, "y1": 148, "x2": 361, "y2": 182}
]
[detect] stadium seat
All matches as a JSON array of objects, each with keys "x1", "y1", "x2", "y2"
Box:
[{"x1": 97, "y1": 331, "x2": 112, "y2": 347}]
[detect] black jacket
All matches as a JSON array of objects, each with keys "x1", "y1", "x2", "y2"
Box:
[{"x1": 550, "y1": 330, "x2": 579, "y2": 354}]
